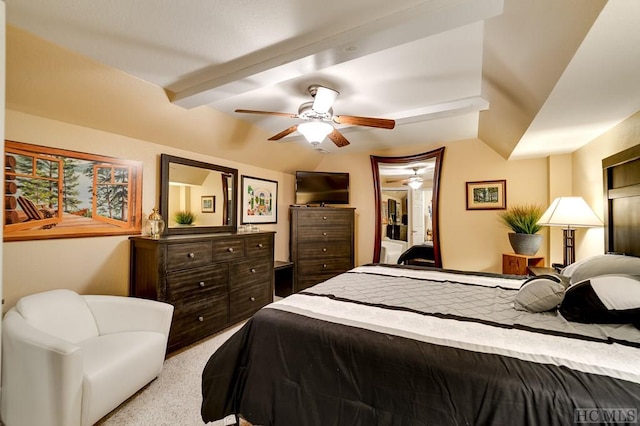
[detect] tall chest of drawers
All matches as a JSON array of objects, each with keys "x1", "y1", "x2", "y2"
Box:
[
  {"x1": 290, "y1": 207, "x2": 355, "y2": 292},
  {"x1": 129, "y1": 232, "x2": 274, "y2": 353}
]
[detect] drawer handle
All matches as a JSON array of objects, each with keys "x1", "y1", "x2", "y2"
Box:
[
  {"x1": 250, "y1": 268, "x2": 256, "y2": 273},
  {"x1": 198, "y1": 316, "x2": 204, "y2": 322},
  {"x1": 257, "y1": 243, "x2": 263, "y2": 248},
  {"x1": 227, "y1": 247, "x2": 234, "y2": 253},
  {"x1": 188, "y1": 252, "x2": 195, "y2": 258},
  {"x1": 323, "y1": 216, "x2": 327, "y2": 220},
  {"x1": 199, "y1": 281, "x2": 205, "y2": 288},
  {"x1": 250, "y1": 297, "x2": 256, "y2": 302},
  {"x1": 323, "y1": 264, "x2": 327, "y2": 268},
  {"x1": 322, "y1": 232, "x2": 327, "y2": 236},
  {"x1": 322, "y1": 248, "x2": 327, "y2": 252}
]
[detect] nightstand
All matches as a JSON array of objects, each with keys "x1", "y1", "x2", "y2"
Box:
[
  {"x1": 502, "y1": 253, "x2": 545, "y2": 275},
  {"x1": 527, "y1": 266, "x2": 556, "y2": 276}
]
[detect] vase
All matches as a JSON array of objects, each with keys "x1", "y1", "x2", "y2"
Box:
[{"x1": 508, "y1": 233, "x2": 543, "y2": 256}]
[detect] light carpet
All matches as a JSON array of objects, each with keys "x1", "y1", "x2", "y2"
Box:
[{"x1": 98, "y1": 323, "x2": 244, "y2": 426}]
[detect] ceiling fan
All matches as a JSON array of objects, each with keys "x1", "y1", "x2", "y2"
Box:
[
  {"x1": 235, "y1": 85, "x2": 395, "y2": 148},
  {"x1": 386, "y1": 167, "x2": 424, "y2": 189}
]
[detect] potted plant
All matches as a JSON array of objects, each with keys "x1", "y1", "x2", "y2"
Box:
[
  {"x1": 174, "y1": 210, "x2": 196, "y2": 226},
  {"x1": 498, "y1": 204, "x2": 544, "y2": 255}
]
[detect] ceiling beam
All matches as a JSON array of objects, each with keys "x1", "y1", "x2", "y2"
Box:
[{"x1": 170, "y1": 0, "x2": 503, "y2": 109}]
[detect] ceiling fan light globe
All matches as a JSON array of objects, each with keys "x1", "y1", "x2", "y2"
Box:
[
  {"x1": 408, "y1": 176, "x2": 423, "y2": 189},
  {"x1": 298, "y1": 121, "x2": 333, "y2": 144},
  {"x1": 311, "y1": 86, "x2": 339, "y2": 114}
]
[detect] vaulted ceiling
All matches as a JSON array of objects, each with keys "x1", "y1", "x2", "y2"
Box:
[{"x1": 5, "y1": 0, "x2": 640, "y2": 161}]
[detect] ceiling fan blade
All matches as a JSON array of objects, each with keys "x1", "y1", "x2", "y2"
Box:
[
  {"x1": 268, "y1": 125, "x2": 298, "y2": 141},
  {"x1": 235, "y1": 109, "x2": 298, "y2": 118},
  {"x1": 312, "y1": 86, "x2": 339, "y2": 114},
  {"x1": 327, "y1": 129, "x2": 350, "y2": 148},
  {"x1": 334, "y1": 115, "x2": 396, "y2": 129}
]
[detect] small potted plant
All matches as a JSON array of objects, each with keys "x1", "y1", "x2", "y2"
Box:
[
  {"x1": 498, "y1": 204, "x2": 544, "y2": 255},
  {"x1": 174, "y1": 210, "x2": 196, "y2": 226}
]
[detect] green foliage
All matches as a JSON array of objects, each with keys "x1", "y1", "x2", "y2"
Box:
[
  {"x1": 498, "y1": 204, "x2": 544, "y2": 234},
  {"x1": 174, "y1": 210, "x2": 196, "y2": 225}
]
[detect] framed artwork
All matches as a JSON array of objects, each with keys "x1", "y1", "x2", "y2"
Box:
[
  {"x1": 241, "y1": 175, "x2": 278, "y2": 224},
  {"x1": 201, "y1": 195, "x2": 215, "y2": 213},
  {"x1": 382, "y1": 201, "x2": 388, "y2": 225},
  {"x1": 466, "y1": 179, "x2": 506, "y2": 210},
  {"x1": 4, "y1": 140, "x2": 143, "y2": 241}
]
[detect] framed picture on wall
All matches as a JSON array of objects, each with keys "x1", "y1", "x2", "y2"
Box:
[
  {"x1": 4, "y1": 140, "x2": 143, "y2": 241},
  {"x1": 466, "y1": 179, "x2": 507, "y2": 210},
  {"x1": 241, "y1": 175, "x2": 278, "y2": 224},
  {"x1": 201, "y1": 195, "x2": 215, "y2": 213}
]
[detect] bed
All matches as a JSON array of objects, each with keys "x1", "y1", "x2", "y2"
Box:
[{"x1": 202, "y1": 145, "x2": 640, "y2": 425}]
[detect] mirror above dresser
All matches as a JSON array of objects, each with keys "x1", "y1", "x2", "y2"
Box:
[{"x1": 160, "y1": 154, "x2": 238, "y2": 235}]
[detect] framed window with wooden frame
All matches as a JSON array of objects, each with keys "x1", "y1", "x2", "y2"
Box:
[
  {"x1": 4, "y1": 140, "x2": 143, "y2": 241},
  {"x1": 466, "y1": 179, "x2": 506, "y2": 210}
]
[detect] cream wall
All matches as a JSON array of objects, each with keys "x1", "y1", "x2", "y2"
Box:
[
  {"x1": 317, "y1": 138, "x2": 550, "y2": 273},
  {"x1": 3, "y1": 112, "x2": 553, "y2": 311},
  {"x1": 571, "y1": 110, "x2": 640, "y2": 259},
  {"x1": 544, "y1": 154, "x2": 572, "y2": 265},
  {"x1": 2, "y1": 110, "x2": 295, "y2": 311}
]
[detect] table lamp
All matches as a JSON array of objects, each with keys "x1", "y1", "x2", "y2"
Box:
[{"x1": 537, "y1": 197, "x2": 602, "y2": 266}]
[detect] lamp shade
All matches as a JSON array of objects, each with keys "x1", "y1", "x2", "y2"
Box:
[
  {"x1": 537, "y1": 197, "x2": 603, "y2": 228},
  {"x1": 297, "y1": 121, "x2": 333, "y2": 145}
]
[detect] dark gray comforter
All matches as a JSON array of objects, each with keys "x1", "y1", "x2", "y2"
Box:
[{"x1": 202, "y1": 265, "x2": 640, "y2": 425}]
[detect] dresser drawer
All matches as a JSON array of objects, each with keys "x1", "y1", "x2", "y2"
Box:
[
  {"x1": 297, "y1": 257, "x2": 353, "y2": 276},
  {"x1": 229, "y1": 258, "x2": 272, "y2": 290},
  {"x1": 212, "y1": 238, "x2": 245, "y2": 261},
  {"x1": 296, "y1": 209, "x2": 353, "y2": 227},
  {"x1": 167, "y1": 242, "x2": 213, "y2": 271},
  {"x1": 166, "y1": 265, "x2": 228, "y2": 302},
  {"x1": 297, "y1": 242, "x2": 351, "y2": 259},
  {"x1": 245, "y1": 234, "x2": 273, "y2": 258},
  {"x1": 229, "y1": 282, "x2": 271, "y2": 323},
  {"x1": 297, "y1": 225, "x2": 350, "y2": 242},
  {"x1": 168, "y1": 292, "x2": 229, "y2": 351}
]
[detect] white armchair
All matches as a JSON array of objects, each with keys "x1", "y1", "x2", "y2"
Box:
[
  {"x1": 381, "y1": 237, "x2": 408, "y2": 264},
  {"x1": 1, "y1": 289, "x2": 173, "y2": 426}
]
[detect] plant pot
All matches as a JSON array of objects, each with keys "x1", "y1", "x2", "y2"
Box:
[{"x1": 508, "y1": 233, "x2": 543, "y2": 256}]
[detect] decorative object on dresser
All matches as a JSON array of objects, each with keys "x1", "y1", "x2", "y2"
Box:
[
  {"x1": 129, "y1": 232, "x2": 275, "y2": 353},
  {"x1": 289, "y1": 206, "x2": 355, "y2": 293},
  {"x1": 146, "y1": 207, "x2": 165, "y2": 239},
  {"x1": 537, "y1": 196, "x2": 603, "y2": 266},
  {"x1": 502, "y1": 253, "x2": 545, "y2": 276}
]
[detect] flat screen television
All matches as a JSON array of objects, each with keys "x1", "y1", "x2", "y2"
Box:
[{"x1": 295, "y1": 171, "x2": 350, "y2": 205}]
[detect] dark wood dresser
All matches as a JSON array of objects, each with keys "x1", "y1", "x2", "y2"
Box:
[
  {"x1": 290, "y1": 206, "x2": 355, "y2": 292},
  {"x1": 129, "y1": 232, "x2": 274, "y2": 353}
]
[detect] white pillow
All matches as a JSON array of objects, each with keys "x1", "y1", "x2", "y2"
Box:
[{"x1": 562, "y1": 254, "x2": 640, "y2": 284}]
